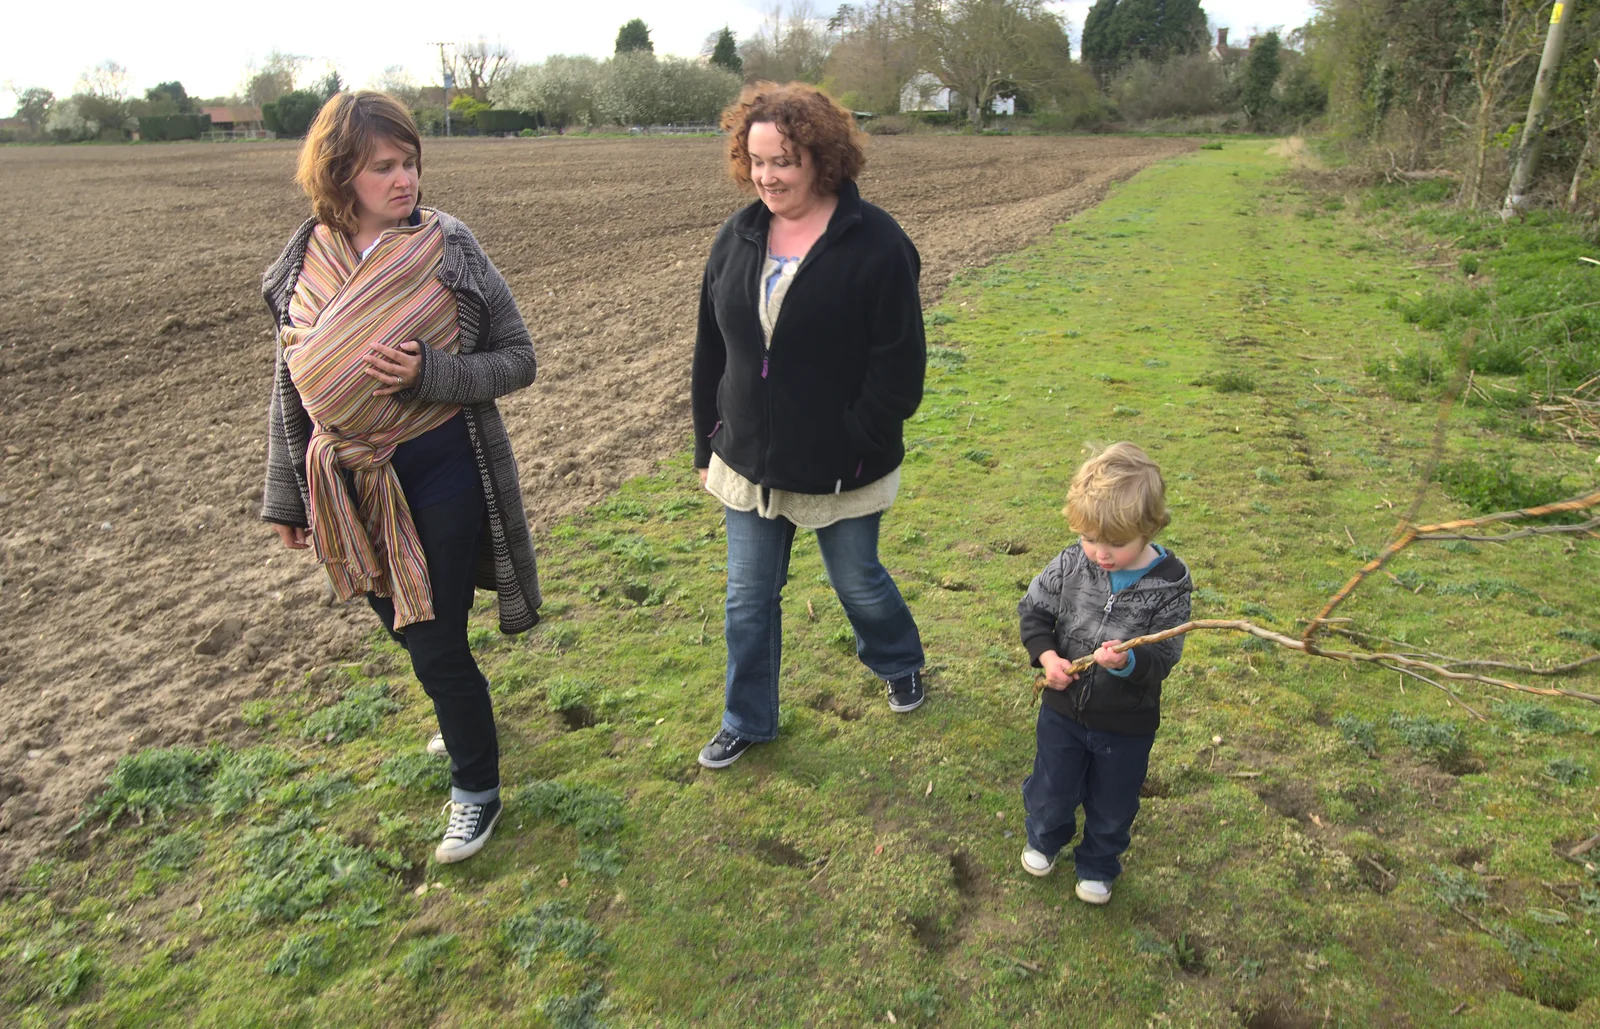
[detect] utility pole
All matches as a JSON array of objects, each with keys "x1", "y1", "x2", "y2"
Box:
[
  {"x1": 429, "y1": 41, "x2": 454, "y2": 137},
  {"x1": 1503, "y1": 0, "x2": 1576, "y2": 218}
]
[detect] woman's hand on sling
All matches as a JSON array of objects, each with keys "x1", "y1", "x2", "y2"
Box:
[
  {"x1": 363, "y1": 340, "x2": 422, "y2": 396},
  {"x1": 272, "y1": 523, "x2": 310, "y2": 550}
]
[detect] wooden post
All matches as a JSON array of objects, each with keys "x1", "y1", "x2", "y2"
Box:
[
  {"x1": 430, "y1": 42, "x2": 453, "y2": 138},
  {"x1": 1503, "y1": 0, "x2": 1576, "y2": 218}
]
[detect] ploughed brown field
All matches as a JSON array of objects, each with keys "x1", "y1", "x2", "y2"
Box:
[{"x1": 0, "y1": 133, "x2": 1192, "y2": 880}]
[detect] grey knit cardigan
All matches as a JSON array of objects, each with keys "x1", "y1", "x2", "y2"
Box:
[{"x1": 259, "y1": 209, "x2": 542, "y2": 634}]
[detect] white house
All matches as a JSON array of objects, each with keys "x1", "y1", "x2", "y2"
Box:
[{"x1": 898, "y1": 72, "x2": 1015, "y2": 116}]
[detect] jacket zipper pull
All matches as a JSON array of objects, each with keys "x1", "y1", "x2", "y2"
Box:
[{"x1": 1103, "y1": 595, "x2": 1115, "y2": 615}]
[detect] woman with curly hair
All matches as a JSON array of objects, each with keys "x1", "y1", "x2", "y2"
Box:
[
  {"x1": 260, "y1": 91, "x2": 541, "y2": 861},
  {"x1": 691, "y1": 81, "x2": 928, "y2": 769}
]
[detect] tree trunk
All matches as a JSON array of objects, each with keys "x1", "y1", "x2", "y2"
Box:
[
  {"x1": 1568, "y1": 60, "x2": 1600, "y2": 210},
  {"x1": 1569, "y1": 136, "x2": 1594, "y2": 209},
  {"x1": 968, "y1": 95, "x2": 983, "y2": 130},
  {"x1": 1463, "y1": 94, "x2": 1494, "y2": 208}
]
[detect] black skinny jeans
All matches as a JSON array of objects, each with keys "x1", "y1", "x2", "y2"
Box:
[{"x1": 367, "y1": 486, "x2": 499, "y2": 802}]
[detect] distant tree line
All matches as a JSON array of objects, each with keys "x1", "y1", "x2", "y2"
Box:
[
  {"x1": 3, "y1": 51, "x2": 350, "y2": 143},
  {"x1": 6, "y1": 4, "x2": 1336, "y2": 144}
]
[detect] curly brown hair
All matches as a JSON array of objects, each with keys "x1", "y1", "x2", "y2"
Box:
[
  {"x1": 721, "y1": 82, "x2": 866, "y2": 196},
  {"x1": 295, "y1": 91, "x2": 423, "y2": 236}
]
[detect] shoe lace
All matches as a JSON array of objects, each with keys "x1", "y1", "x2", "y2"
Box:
[
  {"x1": 714, "y1": 729, "x2": 740, "y2": 749},
  {"x1": 890, "y1": 670, "x2": 920, "y2": 694},
  {"x1": 441, "y1": 800, "x2": 482, "y2": 841}
]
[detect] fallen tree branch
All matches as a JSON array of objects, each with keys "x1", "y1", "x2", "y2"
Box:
[
  {"x1": 1033, "y1": 620, "x2": 1600, "y2": 706},
  {"x1": 1304, "y1": 490, "x2": 1600, "y2": 648},
  {"x1": 1392, "y1": 169, "x2": 1462, "y2": 181},
  {"x1": 1410, "y1": 490, "x2": 1600, "y2": 536}
]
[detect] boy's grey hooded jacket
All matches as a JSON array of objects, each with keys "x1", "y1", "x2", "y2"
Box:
[
  {"x1": 1018, "y1": 543, "x2": 1192, "y2": 734},
  {"x1": 259, "y1": 209, "x2": 542, "y2": 634}
]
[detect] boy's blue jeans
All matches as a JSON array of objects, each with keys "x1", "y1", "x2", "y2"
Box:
[
  {"x1": 1022, "y1": 703, "x2": 1154, "y2": 883},
  {"x1": 721, "y1": 507, "x2": 924, "y2": 742}
]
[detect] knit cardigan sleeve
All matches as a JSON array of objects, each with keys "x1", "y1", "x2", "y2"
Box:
[
  {"x1": 261, "y1": 340, "x2": 311, "y2": 527},
  {"x1": 400, "y1": 229, "x2": 537, "y2": 406},
  {"x1": 260, "y1": 229, "x2": 313, "y2": 528}
]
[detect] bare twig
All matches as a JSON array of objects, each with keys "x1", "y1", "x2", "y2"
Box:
[
  {"x1": 1411, "y1": 490, "x2": 1600, "y2": 535},
  {"x1": 1568, "y1": 832, "x2": 1600, "y2": 859},
  {"x1": 1329, "y1": 627, "x2": 1600, "y2": 677},
  {"x1": 1414, "y1": 517, "x2": 1600, "y2": 542},
  {"x1": 1509, "y1": 298, "x2": 1600, "y2": 322},
  {"x1": 1377, "y1": 662, "x2": 1487, "y2": 720},
  {"x1": 1305, "y1": 341, "x2": 1473, "y2": 648},
  {"x1": 1362, "y1": 855, "x2": 1397, "y2": 882}
]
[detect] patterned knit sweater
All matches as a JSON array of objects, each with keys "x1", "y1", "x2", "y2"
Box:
[{"x1": 260, "y1": 208, "x2": 543, "y2": 633}]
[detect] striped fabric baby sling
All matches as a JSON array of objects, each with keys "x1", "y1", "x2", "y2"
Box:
[{"x1": 282, "y1": 212, "x2": 462, "y2": 630}]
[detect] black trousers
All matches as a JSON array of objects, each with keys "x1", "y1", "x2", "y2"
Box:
[{"x1": 367, "y1": 486, "x2": 499, "y2": 800}]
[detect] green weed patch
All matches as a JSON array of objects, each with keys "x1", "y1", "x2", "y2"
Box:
[
  {"x1": 71, "y1": 745, "x2": 221, "y2": 832},
  {"x1": 227, "y1": 810, "x2": 401, "y2": 924},
  {"x1": 300, "y1": 682, "x2": 402, "y2": 743}
]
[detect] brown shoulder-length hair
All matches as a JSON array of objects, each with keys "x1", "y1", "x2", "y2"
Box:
[
  {"x1": 295, "y1": 91, "x2": 423, "y2": 235},
  {"x1": 720, "y1": 82, "x2": 866, "y2": 196}
]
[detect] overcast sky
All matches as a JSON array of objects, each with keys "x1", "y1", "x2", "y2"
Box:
[{"x1": 5, "y1": 0, "x2": 1316, "y2": 109}]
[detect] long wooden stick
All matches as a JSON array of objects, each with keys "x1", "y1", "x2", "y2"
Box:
[{"x1": 1034, "y1": 620, "x2": 1600, "y2": 706}]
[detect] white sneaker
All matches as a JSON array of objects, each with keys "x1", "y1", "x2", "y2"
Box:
[
  {"x1": 1075, "y1": 879, "x2": 1112, "y2": 905},
  {"x1": 427, "y1": 733, "x2": 447, "y2": 757},
  {"x1": 434, "y1": 797, "x2": 502, "y2": 864},
  {"x1": 1020, "y1": 847, "x2": 1056, "y2": 877}
]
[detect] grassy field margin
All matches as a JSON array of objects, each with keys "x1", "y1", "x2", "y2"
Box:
[{"x1": 3, "y1": 141, "x2": 1598, "y2": 1028}]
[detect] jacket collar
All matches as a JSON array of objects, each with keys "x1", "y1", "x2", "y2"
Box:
[
  {"x1": 1069, "y1": 542, "x2": 1190, "y2": 593},
  {"x1": 731, "y1": 178, "x2": 865, "y2": 246}
]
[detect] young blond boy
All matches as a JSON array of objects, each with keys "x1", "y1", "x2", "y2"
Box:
[{"x1": 1016, "y1": 442, "x2": 1192, "y2": 904}]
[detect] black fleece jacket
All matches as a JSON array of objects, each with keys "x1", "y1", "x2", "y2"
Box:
[{"x1": 691, "y1": 180, "x2": 925, "y2": 493}]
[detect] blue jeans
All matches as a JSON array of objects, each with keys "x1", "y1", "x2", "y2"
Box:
[
  {"x1": 721, "y1": 507, "x2": 924, "y2": 741},
  {"x1": 1021, "y1": 703, "x2": 1154, "y2": 882}
]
